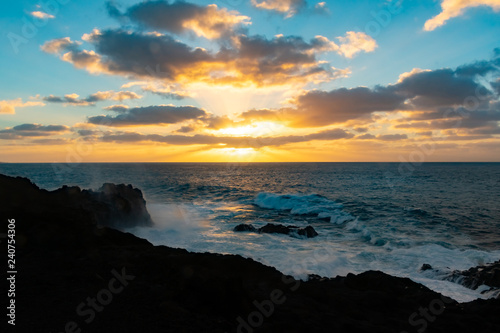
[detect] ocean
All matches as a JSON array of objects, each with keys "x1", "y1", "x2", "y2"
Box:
[{"x1": 2, "y1": 162, "x2": 500, "y2": 302}]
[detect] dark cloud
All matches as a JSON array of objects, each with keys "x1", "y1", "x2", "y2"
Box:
[
  {"x1": 239, "y1": 86, "x2": 404, "y2": 128},
  {"x1": 393, "y1": 68, "x2": 492, "y2": 108},
  {"x1": 104, "y1": 105, "x2": 129, "y2": 112},
  {"x1": 176, "y1": 125, "x2": 197, "y2": 133},
  {"x1": 0, "y1": 124, "x2": 69, "y2": 140},
  {"x1": 30, "y1": 138, "x2": 69, "y2": 145},
  {"x1": 107, "y1": 0, "x2": 250, "y2": 39},
  {"x1": 236, "y1": 51, "x2": 500, "y2": 128},
  {"x1": 377, "y1": 134, "x2": 408, "y2": 141},
  {"x1": 98, "y1": 127, "x2": 352, "y2": 148},
  {"x1": 394, "y1": 104, "x2": 500, "y2": 139},
  {"x1": 204, "y1": 115, "x2": 239, "y2": 130},
  {"x1": 43, "y1": 91, "x2": 141, "y2": 106},
  {"x1": 356, "y1": 133, "x2": 375, "y2": 140},
  {"x1": 87, "y1": 105, "x2": 208, "y2": 126},
  {"x1": 290, "y1": 87, "x2": 405, "y2": 126},
  {"x1": 42, "y1": 29, "x2": 346, "y2": 86}
]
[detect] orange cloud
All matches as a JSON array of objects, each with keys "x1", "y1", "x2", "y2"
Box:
[
  {"x1": 251, "y1": 0, "x2": 307, "y2": 17},
  {"x1": 0, "y1": 98, "x2": 45, "y2": 114},
  {"x1": 30, "y1": 11, "x2": 55, "y2": 19},
  {"x1": 42, "y1": 30, "x2": 350, "y2": 87},
  {"x1": 336, "y1": 31, "x2": 378, "y2": 58},
  {"x1": 108, "y1": 1, "x2": 250, "y2": 39},
  {"x1": 182, "y1": 4, "x2": 251, "y2": 39},
  {"x1": 121, "y1": 81, "x2": 190, "y2": 100},
  {"x1": 43, "y1": 90, "x2": 142, "y2": 106},
  {"x1": 424, "y1": 0, "x2": 500, "y2": 31}
]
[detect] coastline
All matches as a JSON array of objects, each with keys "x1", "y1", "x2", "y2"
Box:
[{"x1": 1, "y1": 173, "x2": 499, "y2": 332}]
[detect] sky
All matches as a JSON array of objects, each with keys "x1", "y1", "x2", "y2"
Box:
[{"x1": 0, "y1": 0, "x2": 499, "y2": 162}]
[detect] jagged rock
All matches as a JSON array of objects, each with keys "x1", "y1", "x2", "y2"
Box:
[
  {"x1": 296, "y1": 225, "x2": 319, "y2": 238},
  {"x1": 258, "y1": 223, "x2": 293, "y2": 235},
  {"x1": 86, "y1": 183, "x2": 153, "y2": 228},
  {"x1": 0, "y1": 174, "x2": 153, "y2": 229},
  {"x1": 421, "y1": 263, "x2": 433, "y2": 271},
  {"x1": 234, "y1": 223, "x2": 318, "y2": 238},
  {"x1": 445, "y1": 260, "x2": 500, "y2": 290},
  {"x1": 233, "y1": 223, "x2": 257, "y2": 232}
]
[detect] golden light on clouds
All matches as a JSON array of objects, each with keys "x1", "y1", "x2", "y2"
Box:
[
  {"x1": 424, "y1": 0, "x2": 500, "y2": 31},
  {"x1": 216, "y1": 122, "x2": 286, "y2": 137}
]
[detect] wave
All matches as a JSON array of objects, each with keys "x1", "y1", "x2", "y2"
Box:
[{"x1": 254, "y1": 192, "x2": 355, "y2": 224}]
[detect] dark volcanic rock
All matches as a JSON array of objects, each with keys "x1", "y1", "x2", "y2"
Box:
[
  {"x1": 233, "y1": 223, "x2": 257, "y2": 232},
  {"x1": 445, "y1": 260, "x2": 500, "y2": 290},
  {"x1": 87, "y1": 183, "x2": 153, "y2": 228},
  {"x1": 259, "y1": 223, "x2": 293, "y2": 235},
  {"x1": 296, "y1": 225, "x2": 319, "y2": 238},
  {"x1": 1, "y1": 174, "x2": 500, "y2": 333},
  {"x1": 421, "y1": 263, "x2": 433, "y2": 271},
  {"x1": 0, "y1": 174, "x2": 152, "y2": 229},
  {"x1": 234, "y1": 223, "x2": 319, "y2": 238}
]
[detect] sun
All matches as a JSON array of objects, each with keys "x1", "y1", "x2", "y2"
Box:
[{"x1": 217, "y1": 121, "x2": 285, "y2": 137}]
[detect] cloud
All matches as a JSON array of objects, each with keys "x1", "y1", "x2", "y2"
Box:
[
  {"x1": 104, "y1": 105, "x2": 129, "y2": 112},
  {"x1": 0, "y1": 124, "x2": 69, "y2": 140},
  {"x1": 30, "y1": 11, "x2": 55, "y2": 19},
  {"x1": 356, "y1": 133, "x2": 376, "y2": 140},
  {"x1": 0, "y1": 98, "x2": 45, "y2": 114},
  {"x1": 336, "y1": 31, "x2": 378, "y2": 58},
  {"x1": 121, "y1": 81, "x2": 189, "y2": 100},
  {"x1": 314, "y1": 2, "x2": 330, "y2": 15},
  {"x1": 87, "y1": 105, "x2": 208, "y2": 126},
  {"x1": 107, "y1": 0, "x2": 250, "y2": 39},
  {"x1": 236, "y1": 51, "x2": 499, "y2": 129},
  {"x1": 239, "y1": 86, "x2": 405, "y2": 128},
  {"x1": 43, "y1": 90, "x2": 142, "y2": 106},
  {"x1": 42, "y1": 29, "x2": 350, "y2": 87},
  {"x1": 395, "y1": 108, "x2": 500, "y2": 134},
  {"x1": 424, "y1": 0, "x2": 500, "y2": 31},
  {"x1": 40, "y1": 37, "x2": 81, "y2": 54},
  {"x1": 377, "y1": 133, "x2": 408, "y2": 141},
  {"x1": 176, "y1": 124, "x2": 197, "y2": 133},
  {"x1": 251, "y1": 0, "x2": 307, "y2": 17},
  {"x1": 98, "y1": 127, "x2": 352, "y2": 148}
]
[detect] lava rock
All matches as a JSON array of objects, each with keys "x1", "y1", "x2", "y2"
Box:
[
  {"x1": 234, "y1": 223, "x2": 318, "y2": 238},
  {"x1": 421, "y1": 263, "x2": 433, "y2": 271},
  {"x1": 233, "y1": 224, "x2": 257, "y2": 232},
  {"x1": 445, "y1": 260, "x2": 500, "y2": 290},
  {"x1": 0, "y1": 173, "x2": 153, "y2": 229}
]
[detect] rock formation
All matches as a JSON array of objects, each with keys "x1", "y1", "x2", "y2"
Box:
[{"x1": 234, "y1": 223, "x2": 319, "y2": 238}]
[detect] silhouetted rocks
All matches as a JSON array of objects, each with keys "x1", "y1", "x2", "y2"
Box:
[
  {"x1": 234, "y1": 223, "x2": 319, "y2": 238},
  {"x1": 234, "y1": 223, "x2": 257, "y2": 232},
  {"x1": 445, "y1": 260, "x2": 500, "y2": 291},
  {"x1": 421, "y1": 263, "x2": 433, "y2": 271},
  {"x1": 1, "y1": 174, "x2": 500, "y2": 333},
  {"x1": 87, "y1": 183, "x2": 153, "y2": 228},
  {"x1": 0, "y1": 174, "x2": 152, "y2": 230}
]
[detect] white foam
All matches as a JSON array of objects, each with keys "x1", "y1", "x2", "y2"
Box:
[
  {"x1": 254, "y1": 192, "x2": 354, "y2": 223},
  {"x1": 128, "y1": 201, "x2": 500, "y2": 303}
]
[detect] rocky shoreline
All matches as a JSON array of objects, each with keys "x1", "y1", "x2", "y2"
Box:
[{"x1": 1, "y1": 173, "x2": 500, "y2": 332}]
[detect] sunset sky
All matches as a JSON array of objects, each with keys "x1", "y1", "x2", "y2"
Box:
[{"x1": 1, "y1": 0, "x2": 499, "y2": 162}]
